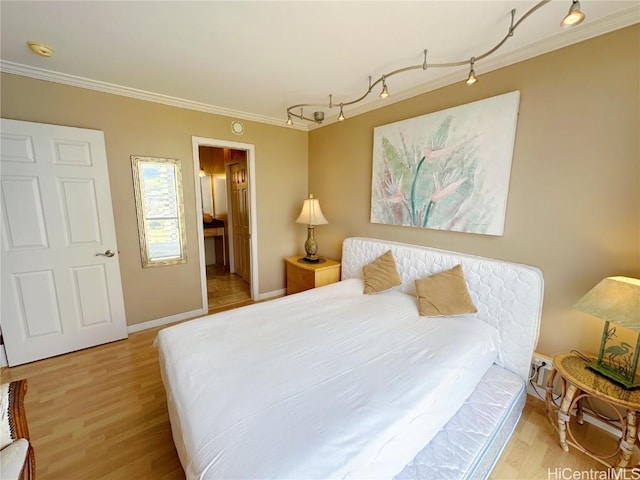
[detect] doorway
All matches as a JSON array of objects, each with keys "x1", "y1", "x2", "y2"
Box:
[{"x1": 192, "y1": 137, "x2": 258, "y2": 312}]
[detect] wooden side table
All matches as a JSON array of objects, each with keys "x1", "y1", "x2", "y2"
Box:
[
  {"x1": 285, "y1": 256, "x2": 340, "y2": 295},
  {"x1": 546, "y1": 352, "x2": 640, "y2": 469}
]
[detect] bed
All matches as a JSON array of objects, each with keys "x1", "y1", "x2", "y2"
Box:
[{"x1": 156, "y1": 237, "x2": 544, "y2": 479}]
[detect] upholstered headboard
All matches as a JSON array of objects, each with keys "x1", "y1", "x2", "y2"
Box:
[{"x1": 341, "y1": 237, "x2": 544, "y2": 381}]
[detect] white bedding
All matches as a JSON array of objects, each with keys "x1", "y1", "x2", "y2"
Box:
[{"x1": 156, "y1": 278, "x2": 499, "y2": 480}]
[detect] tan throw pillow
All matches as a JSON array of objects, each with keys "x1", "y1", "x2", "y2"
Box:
[
  {"x1": 415, "y1": 264, "x2": 478, "y2": 316},
  {"x1": 363, "y1": 250, "x2": 402, "y2": 294}
]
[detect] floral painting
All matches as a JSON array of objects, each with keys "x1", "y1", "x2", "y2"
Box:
[{"x1": 371, "y1": 91, "x2": 520, "y2": 236}]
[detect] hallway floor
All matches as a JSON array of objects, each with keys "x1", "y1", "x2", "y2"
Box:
[{"x1": 206, "y1": 264, "x2": 251, "y2": 311}]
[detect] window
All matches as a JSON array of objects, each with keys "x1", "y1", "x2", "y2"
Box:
[{"x1": 131, "y1": 156, "x2": 187, "y2": 267}]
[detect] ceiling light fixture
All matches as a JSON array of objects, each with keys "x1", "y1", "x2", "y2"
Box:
[
  {"x1": 379, "y1": 75, "x2": 390, "y2": 99},
  {"x1": 561, "y1": 0, "x2": 585, "y2": 27},
  {"x1": 26, "y1": 41, "x2": 54, "y2": 57},
  {"x1": 285, "y1": 0, "x2": 585, "y2": 126},
  {"x1": 466, "y1": 57, "x2": 478, "y2": 85}
]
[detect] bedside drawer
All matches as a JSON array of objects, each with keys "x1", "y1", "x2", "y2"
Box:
[
  {"x1": 287, "y1": 262, "x2": 314, "y2": 288},
  {"x1": 287, "y1": 279, "x2": 310, "y2": 295},
  {"x1": 285, "y1": 256, "x2": 341, "y2": 295}
]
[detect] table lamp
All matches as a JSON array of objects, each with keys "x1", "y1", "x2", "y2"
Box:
[
  {"x1": 573, "y1": 276, "x2": 640, "y2": 389},
  {"x1": 296, "y1": 194, "x2": 328, "y2": 263}
]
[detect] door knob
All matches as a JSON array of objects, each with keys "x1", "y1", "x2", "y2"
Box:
[{"x1": 96, "y1": 249, "x2": 115, "y2": 257}]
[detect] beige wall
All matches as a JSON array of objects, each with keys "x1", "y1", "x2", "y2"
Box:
[
  {"x1": 1, "y1": 26, "x2": 637, "y2": 347},
  {"x1": 308, "y1": 25, "x2": 640, "y2": 357},
  {"x1": 1, "y1": 73, "x2": 308, "y2": 325}
]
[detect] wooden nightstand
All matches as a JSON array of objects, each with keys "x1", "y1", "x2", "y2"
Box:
[
  {"x1": 285, "y1": 256, "x2": 341, "y2": 295},
  {"x1": 546, "y1": 352, "x2": 640, "y2": 468}
]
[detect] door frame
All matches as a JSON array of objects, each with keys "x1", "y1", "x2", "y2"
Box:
[{"x1": 191, "y1": 137, "x2": 258, "y2": 308}]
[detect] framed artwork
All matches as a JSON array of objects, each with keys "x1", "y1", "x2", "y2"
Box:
[{"x1": 371, "y1": 91, "x2": 520, "y2": 236}]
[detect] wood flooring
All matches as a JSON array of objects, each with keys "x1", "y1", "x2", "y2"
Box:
[
  {"x1": 1, "y1": 312, "x2": 631, "y2": 479},
  {"x1": 206, "y1": 264, "x2": 251, "y2": 311}
]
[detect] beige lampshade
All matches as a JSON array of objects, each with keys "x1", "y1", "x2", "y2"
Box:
[
  {"x1": 573, "y1": 276, "x2": 640, "y2": 332},
  {"x1": 296, "y1": 194, "x2": 328, "y2": 226}
]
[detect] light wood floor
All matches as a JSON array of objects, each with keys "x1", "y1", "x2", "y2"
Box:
[
  {"x1": 206, "y1": 264, "x2": 251, "y2": 311},
  {"x1": 1, "y1": 320, "x2": 629, "y2": 479}
]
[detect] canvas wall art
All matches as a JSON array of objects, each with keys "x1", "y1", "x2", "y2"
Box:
[{"x1": 371, "y1": 91, "x2": 520, "y2": 236}]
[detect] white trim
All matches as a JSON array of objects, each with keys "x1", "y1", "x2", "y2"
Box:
[
  {"x1": 126, "y1": 308, "x2": 206, "y2": 334},
  {"x1": 1, "y1": 7, "x2": 636, "y2": 133},
  {"x1": 258, "y1": 289, "x2": 286, "y2": 301},
  {"x1": 0, "y1": 60, "x2": 308, "y2": 130},
  {"x1": 192, "y1": 139, "x2": 209, "y2": 314},
  {"x1": 191, "y1": 137, "x2": 259, "y2": 304},
  {"x1": 0, "y1": 345, "x2": 7, "y2": 367}
]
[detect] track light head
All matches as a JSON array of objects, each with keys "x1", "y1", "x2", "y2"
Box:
[
  {"x1": 286, "y1": 115, "x2": 293, "y2": 126},
  {"x1": 466, "y1": 58, "x2": 478, "y2": 85},
  {"x1": 561, "y1": 0, "x2": 585, "y2": 27},
  {"x1": 338, "y1": 104, "x2": 345, "y2": 121},
  {"x1": 379, "y1": 76, "x2": 390, "y2": 98}
]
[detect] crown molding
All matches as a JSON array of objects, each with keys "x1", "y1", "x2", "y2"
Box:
[
  {"x1": 0, "y1": 60, "x2": 308, "y2": 131},
  {"x1": 309, "y1": 6, "x2": 640, "y2": 130},
  {"x1": 1, "y1": 5, "x2": 636, "y2": 134}
]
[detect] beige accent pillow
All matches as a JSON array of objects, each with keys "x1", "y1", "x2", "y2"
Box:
[
  {"x1": 363, "y1": 250, "x2": 402, "y2": 294},
  {"x1": 415, "y1": 264, "x2": 478, "y2": 316}
]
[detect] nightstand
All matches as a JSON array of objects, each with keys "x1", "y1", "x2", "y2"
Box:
[
  {"x1": 546, "y1": 352, "x2": 640, "y2": 468},
  {"x1": 284, "y1": 256, "x2": 341, "y2": 295}
]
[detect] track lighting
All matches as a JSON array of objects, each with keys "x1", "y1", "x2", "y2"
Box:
[
  {"x1": 466, "y1": 57, "x2": 478, "y2": 85},
  {"x1": 379, "y1": 76, "x2": 390, "y2": 99},
  {"x1": 561, "y1": 0, "x2": 585, "y2": 27},
  {"x1": 285, "y1": 0, "x2": 586, "y2": 125}
]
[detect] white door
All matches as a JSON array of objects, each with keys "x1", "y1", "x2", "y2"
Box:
[{"x1": 0, "y1": 119, "x2": 127, "y2": 366}]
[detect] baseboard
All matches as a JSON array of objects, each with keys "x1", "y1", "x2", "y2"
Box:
[
  {"x1": 258, "y1": 288, "x2": 285, "y2": 301},
  {"x1": 126, "y1": 308, "x2": 207, "y2": 334}
]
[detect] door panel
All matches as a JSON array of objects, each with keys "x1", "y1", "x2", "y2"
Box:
[
  {"x1": 10, "y1": 269, "x2": 63, "y2": 337},
  {"x1": 58, "y1": 178, "x2": 101, "y2": 244},
  {"x1": 1, "y1": 133, "x2": 36, "y2": 163},
  {"x1": 53, "y1": 139, "x2": 92, "y2": 166},
  {"x1": 0, "y1": 119, "x2": 127, "y2": 366},
  {"x1": 71, "y1": 265, "x2": 112, "y2": 327},
  {"x1": 1, "y1": 176, "x2": 49, "y2": 248}
]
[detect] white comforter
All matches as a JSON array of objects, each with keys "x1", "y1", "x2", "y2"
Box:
[{"x1": 156, "y1": 279, "x2": 499, "y2": 480}]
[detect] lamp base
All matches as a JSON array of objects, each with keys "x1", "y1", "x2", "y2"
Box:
[
  {"x1": 587, "y1": 361, "x2": 640, "y2": 390},
  {"x1": 300, "y1": 256, "x2": 323, "y2": 264}
]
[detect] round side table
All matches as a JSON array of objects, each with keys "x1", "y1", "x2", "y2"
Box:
[{"x1": 546, "y1": 352, "x2": 640, "y2": 468}]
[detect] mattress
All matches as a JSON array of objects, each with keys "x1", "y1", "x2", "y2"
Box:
[
  {"x1": 156, "y1": 278, "x2": 499, "y2": 480},
  {"x1": 395, "y1": 364, "x2": 526, "y2": 480},
  {"x1": 341, "y1": 237, "x2": 544, "y2": 382}
]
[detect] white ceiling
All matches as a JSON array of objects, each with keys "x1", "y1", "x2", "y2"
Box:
[{"x1": 1, "y1": 1, "x2": 638, "y2": 130}]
